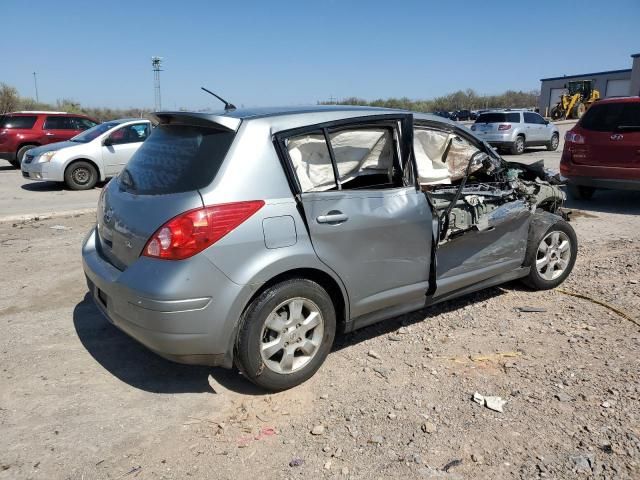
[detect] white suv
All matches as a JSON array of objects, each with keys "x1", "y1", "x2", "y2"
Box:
[
  {"x1": 471, "y1": 110, "x2": 560, "y2": 155},
  {"x1": 21, "y1": 119, "x2": 151, "y2": 189}
]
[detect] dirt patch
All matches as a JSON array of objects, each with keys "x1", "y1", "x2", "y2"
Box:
[{"x1": 0, "y1": 211, "x2": 639, "y2": 479}]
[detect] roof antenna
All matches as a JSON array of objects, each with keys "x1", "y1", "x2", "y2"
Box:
[{"x1": 201, "y1": 87, "x2": 236, "y2": 111}]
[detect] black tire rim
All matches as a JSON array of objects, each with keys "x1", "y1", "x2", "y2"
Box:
[{"x1": 72, "y1": 167, "x2": 91, "y2": 185}]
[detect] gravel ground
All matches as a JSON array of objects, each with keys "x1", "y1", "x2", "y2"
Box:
[{"x1": 1, "y1": 189, "x2": 639, "y2": 480}]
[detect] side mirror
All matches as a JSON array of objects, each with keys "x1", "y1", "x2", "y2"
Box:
[
  {"x1": 103, "y1": 137, "x2": 113, "y2": 146},
  {"x1": 544, "y1": 120, "x2": 549, "y2": 125}
]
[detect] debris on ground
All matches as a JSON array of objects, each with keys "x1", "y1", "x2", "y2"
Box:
[
  {"x1": 472, "y1": 392, "x2": 507, "y2": 412},
  {"x1": 49, "y1": 225, "x2": 72, "y2": 231},
  {"x1": 442, "y1": 459, "x2": 463, "y2": 472},
  {"x1": 289, "y1": 458, "x2": 304, "y2": 467},
  {"x1": 515, "y1": 306, "x2": 547, "y2": 313}
]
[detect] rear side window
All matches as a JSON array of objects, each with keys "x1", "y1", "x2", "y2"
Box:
[
  {"x1": 476, "y1": 112, "x2": 520, "y2": 123},
  {"x1": 581, "y1": 103, "x2": 640, "y2": 131},
  {"x1": 44, "y1": 116, "x2": 77, "y2": 129},
  {"x1": 121, "y1": 124, "x2": 235, "y2": 195},
  {"x1": 0, "y1": 115, "x2": 37, "y2": 129}
]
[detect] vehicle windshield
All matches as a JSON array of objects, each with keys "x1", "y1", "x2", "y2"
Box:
[
  {"x1": 70, "y1": 121, "x2": 120, "y2": 143},
  {"x1": 476, "y1": 113, "x2": 520, "y2": 123}
]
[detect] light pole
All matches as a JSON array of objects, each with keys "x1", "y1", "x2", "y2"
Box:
[
  {"x1": 33, "y1": 72, "x2": 39, "y2": 103},
  {"x1": 151, "y1": 57, "x2": 163, "y2": 111}
]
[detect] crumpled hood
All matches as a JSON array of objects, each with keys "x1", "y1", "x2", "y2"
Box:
[{"x1": 28, "y1": 141, "x2": 82, "y2": 156}]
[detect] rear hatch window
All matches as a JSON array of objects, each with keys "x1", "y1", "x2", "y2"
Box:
[
  {"x1": 0, "y1": 115, "x2": 37, "y2": 129},
  {"x1": 580, "y1": 102, "x2": 640, "y2": 132},
  {"x1": 476, "y1": 113, "x2": 520, "y2": 123},
  {"x1": 120, "y1": 124, "x2": 235, "y2": 195}
]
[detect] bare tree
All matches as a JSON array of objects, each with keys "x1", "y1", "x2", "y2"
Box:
[{"x1": 0, "y1": 83, "x2": 20, "y2": 114}]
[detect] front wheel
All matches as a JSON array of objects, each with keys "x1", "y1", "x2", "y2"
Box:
[
  {"x1": 521, "y1": 220, "x2": 577, "y2": 290},
  {"x1": 64, "y1": 161, "x2": 98, "y2": 190},
  {"x1": 547, "y1": 133, "x2": 559, "y2": 151},
  {"x1": 13, "y1": 145, "x2": 36, "y2": 168},
  {"x1": 235, "y1": 279, "x2": 336, "y2": 391}
]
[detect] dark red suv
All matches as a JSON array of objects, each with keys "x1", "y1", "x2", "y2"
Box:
[
  {"x1": 560, "y1": 97, "x2": 640, "y2": 199},
  {"x1": 0, "y1": 112, "x2": 98, "y2": 168}
]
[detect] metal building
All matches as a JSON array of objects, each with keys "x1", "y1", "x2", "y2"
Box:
[{"x1": 538, "y1": 53, "x2": 640, "y2": 116}]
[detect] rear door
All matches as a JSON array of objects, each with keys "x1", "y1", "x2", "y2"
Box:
[
  {"x1": 278, "y1": 115, "x2": 433, "y2": 319},
  {"x1": 523, "y1": 112, "x2": 543, "y2": 142},
  {"x1": 102, "y1": 122, "x2": 150, "y2": 176},
  {"x1": 42, "y1": 115, "x2": 81, "y2": 143},
  {"x1": 579, "y1": 101, "x2": 640, "y2": 168}
]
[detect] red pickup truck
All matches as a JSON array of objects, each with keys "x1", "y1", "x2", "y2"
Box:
[
  {"x1": 561, "y1": 97, "x2": 640, "y2": 199},
  {"x1": 0, "y1": 111, "x2": 98, "y2": 168}
]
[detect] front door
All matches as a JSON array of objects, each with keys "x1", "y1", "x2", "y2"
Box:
[
  {"x1": 102, "y1": 123, "x2": 150, "y2": 176},
  {"x1": 279, "y1": 116, "x2": 432, "y2": 319}
]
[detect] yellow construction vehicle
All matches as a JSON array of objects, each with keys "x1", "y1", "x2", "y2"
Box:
[{"x1": 550, "y1": 80, "x2": 600, "y2": 120}]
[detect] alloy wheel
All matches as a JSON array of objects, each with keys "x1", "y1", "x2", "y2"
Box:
[
  {"x1": 536, "y1": 231, "x2": 571, "y2": 280},
  {"x1": 260, "y1": 297, "x2": 324, "y2": 374}
]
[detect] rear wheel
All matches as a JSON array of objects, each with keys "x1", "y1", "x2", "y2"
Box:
[
  {"x1": 510, "y1": 135, "x2": 525, "y2": 155},
  {"x1": 567, "y1": 183, "x2": 595, "y2": 200},
  {"x1": 235, "y1": 279, "x2": 336, "y2": 391},
  {"x1": 64, "y1": 161, "x2": 98, "y2": 190},
  {"x1": 522, "y1": 220, "x2": 577, "y2": 290},
  {"x1": 547, "y1": 133, "x2": 559, "y2": 151},
  {"x1": 13, "y1": 145, "x2": 37, "y2": 168}
]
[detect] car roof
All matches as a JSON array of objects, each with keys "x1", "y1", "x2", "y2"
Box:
[
  {"x1": 153, "y1": 105, "x2": 457, "y2": 132},
  {"x1": 592, "y1": 96, "x2": 640, "y2": 104}
]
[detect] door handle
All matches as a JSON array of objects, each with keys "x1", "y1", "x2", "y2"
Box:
[
  {"x1": 316, "y1": 212, "x2": 348, "y2": 224},
  {"x1": 45, "y1": 132, "x2": 55, "y2": 136}
]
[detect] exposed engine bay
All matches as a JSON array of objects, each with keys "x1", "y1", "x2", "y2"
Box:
[{"x1": 427, "y1": 157, "x2": 566, "y2": 243}]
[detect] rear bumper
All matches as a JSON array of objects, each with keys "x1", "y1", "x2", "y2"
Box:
[
  {"x1": 560, "y1": 151, "x2": 640, "y2": 191},
  {"x1": 0, "y1": 151, "x2": 16, "y2": 162},
  {"x1": 81, "y1": 228, "x2": 257, "y2": 367},
  {"x1": 565, "y1": 175, "x2": 640, "y2": 191}
]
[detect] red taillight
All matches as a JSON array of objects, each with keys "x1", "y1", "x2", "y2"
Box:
[
  {"x1": 565, "y1": 131, "x2": 585, "y2": 144},
  {"x1": 143, "y1": 200, "x2": 265, "y2": 260},
  {"x1": 498, "y1": 124, "x2": 511, "y2": 131}
]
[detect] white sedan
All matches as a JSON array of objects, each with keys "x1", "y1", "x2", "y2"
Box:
[{"x1": 21, "y1": 118, "x2": 151, "y2": 190}]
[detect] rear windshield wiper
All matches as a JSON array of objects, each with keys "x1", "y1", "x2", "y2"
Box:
[{"x1": 616, "y1": 125, "x2": 640, "y2": 131}]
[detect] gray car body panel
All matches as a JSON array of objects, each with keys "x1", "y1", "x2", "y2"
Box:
[{"x1": 82, "y1": 105, "x2": 564, "y2": 368}]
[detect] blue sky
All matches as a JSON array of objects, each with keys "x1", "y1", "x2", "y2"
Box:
[{"x1": 2, "y1": 0, "x2": 639, "y2": 109}]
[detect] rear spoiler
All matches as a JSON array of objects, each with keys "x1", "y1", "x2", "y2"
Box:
[{"x1": 151, "y1": 111, "x2": 241, "y2": 132}]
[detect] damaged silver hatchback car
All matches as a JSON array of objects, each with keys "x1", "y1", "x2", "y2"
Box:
[{"x1": 82, "y1": 106, "x2": 576, "y2": 391}]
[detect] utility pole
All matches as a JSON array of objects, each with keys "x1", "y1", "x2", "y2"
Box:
[
  {"x1": 151, "y1": 57, "x2": 163, "y2": 111},
  {"x1": 32, "y1": 72, "x2": 39, "y2": 103}
]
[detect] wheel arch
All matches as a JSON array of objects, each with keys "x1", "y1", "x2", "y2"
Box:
[
  {"x1": 16, "y1": 142, "x2": 40, "y2": 154},
  {"x1": 242, "y1": 267, "x2": 348, "y2": 331}
]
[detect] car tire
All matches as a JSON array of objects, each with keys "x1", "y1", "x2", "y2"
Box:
[
  {"x1": 64, "y1": 161, "x2": 98, "y2": 190},
  {"x1": 567, "y1": 183, "x2": 595, "y2": 200},
  {"x1": 521, "y1": 219, "x2": 577, "y2": 290},
  {"x1": 13, "y1": 145, "x2": 37, "y2": 168},
  {"x1": 235, "y1": 278, "x2": 336, "y2": 391},
  {"x1": 510, "y1": 135, "x2": 525, "y2": 155},
  {"x1": 547, "y1": 133, "x2": 559, "y2": 151}
]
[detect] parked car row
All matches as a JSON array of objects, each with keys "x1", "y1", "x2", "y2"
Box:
[{"x1": 0, "y1": 111, "x2": 151, "y2": 189}]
